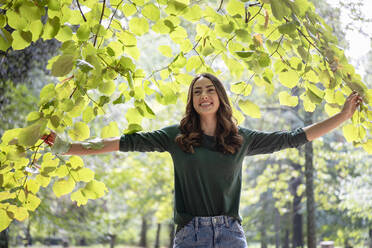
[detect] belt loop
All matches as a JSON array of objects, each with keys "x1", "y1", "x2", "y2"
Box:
[
  {"x1": 194, "y1": 217, "x2": 199, "y2": 242},
  {"x1": 194, "y1": 217, "x2": 199, "y2": 232},
  {"x1": 224, "y1": 216, "x2": 229, "y2": 228}
]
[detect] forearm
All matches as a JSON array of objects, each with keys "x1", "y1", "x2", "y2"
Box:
[
  {"x1": 303, "y1": 112, "x2": 348, "y2": 142},
  {"x1": 61, "y1": 138, "x2": 120, "y2": 155}
]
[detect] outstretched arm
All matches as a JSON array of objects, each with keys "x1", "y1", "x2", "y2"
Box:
[
  {"x1": 303, "y1": 91, "x2": 363, "y2": 142},
  {"x1": 43, "y1": 132, "x2": 120, "y2": 155}
]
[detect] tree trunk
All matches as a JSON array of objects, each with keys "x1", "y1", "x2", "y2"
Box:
[
  {"x1": 0, "y1": 229, "x2": 8, "y2": 248},
  {"x1": 109, "y1": 234, "x2": 116, "y2": 248},
  {"x1": 292, "y1": 177, "x2": 303, "y2": 248},
  {"x1": 283, "y1": 229, "x2": 289, "y2": 248},
  {"x1": 274, "y1": 209, "x2": 280, "y2": 248},
  {"x1": 139, "y1": 216, "x2": 148, "y2": 247},
  {"x1": 260, "y1": 192, "x2": 268, "y2": 248},
  {"x1": 305, "y1": 112, "x2": 316, "y2": 248},
  {"x1": 154, "y1": 223, "x2": 161, "y2": 248},
  {"x1": 25, "y1": 220, "x2": 32, "y2": 246},
  {"x1": 369, "y1": 228, "x2": 372, "y2": 248},
  {"x1": 168, "y1": 223, "x2": 175, "y2": 248}
]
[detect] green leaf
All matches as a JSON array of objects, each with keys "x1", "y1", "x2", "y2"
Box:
[
  {"x1": 42, "y1": 16, "x2": 60, "y2": 39},
  {"x1": 23, "y1": 193, "x2": 41, "y2": 211},
  {"x1": 98, "y1": 80, "x2": 116, "y2": 96},
  {"x1": 53, "y1": 177, "x2": 75, "y2": 197},
  {"x1": 231, "y1": 82, "x2": 252, "y2": 96},
  {"x1": 238, "y1": 99, "x2": 261, "y2": 118},
  {"x1": 0, "y1": 209, "x2": 12, "y2": 232},
  {"x1": 76, "y1": 168, "x2": 95, "y2": 182},
  {"x1": 29, "y1": 20, "x2": 43, "y2": 42},
  {"x1": 129, "y1": 17, "x2": 149, "y2": 36},
  {"x1": 18, "y1": 119, "x2": 47, "y2": 146},
  {"x1": 235, "y1": 50, "x2": 254, "y2": 58},
  {"x1": 186, "y1": 56, "x2": 202, "y2": 72},
  {"x1": 125, "y1": 108, "x2": 143, "y2": 124},
  {"x1": 71, "y1": 189, "x2": 88, "y2": 206},
  {"x1": 142, "y1": 3, "x2": 160, "y2": 21},
  {"x1": 12, "y1": 31, "x2": 32, "y2": 50},
  {"x1": 68, "y1": 122, "x2": 90, "y2": 141},
  {"x1": 101, "y1": 122, "x2": 119, "y2": 138},
  {"x1": 342, "y1": 124, "x2": 359, "y2": 142},
  {"x1": 270, "y1": 0, "x2": 291, "y2": 21},
  {"x1": 362, "y1": 139, "x2": 372, "y2": 154},
  {"x1": 6, "y1": 10, "x2": 28, "y2": 30},
  {"x1": 113, "y1": 94, "x2": 126, "y2": 105},
  {"x1": 300, "y1": 92, "x2": 316, "y2": 112},
  {"x1": 158, "y1": 45, "x2": 173, "y2": 57},
  {"x1": 124, "y1": 123, "x2": 143, "y2": 134},
  {"x1": 258, "y1": 53, "x2": 271, "y2": 67},
  {"x1": 226, "y1": 0, "x2": 244, "y2": 16},
  {"x1": 68, "y1": 156, "x2": 84, "y2": 169},
  {"x1": 20, "y1": 2, "x2": 42, "y2": 22},
  {"x1": 52, "y1": 54, "x2": 75, "y2": 77},
  {"x1": 82, "y1": 106, "x2": 95, "y2": 122},
  {"x1": 278, "y1": 70, "x2": 299, "y2": 88},
  {"x1": 122, "y1": 3, "x2": 137, "y2": 17},
  {"x1": 278, "y1": 91, "x2": 298, "y2": 107},
  {"x1": 82, "y1": 180, "x2": 107, "y2": 199},
  {"x1": 77, "y1": 23, "x2": 90, "y2": 41},
  {"x1": 278, "y1": 22, "x2": 297, "y2": 34},
  {"x1": 0, "y1": 28, "x2": 13, "y2": 51}
]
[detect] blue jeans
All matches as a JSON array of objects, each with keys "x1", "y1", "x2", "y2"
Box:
[{"x1": 173, "y1": 215, "x2": 248, "y2": 248}]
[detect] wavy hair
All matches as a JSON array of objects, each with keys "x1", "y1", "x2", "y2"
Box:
[{"x1": 175, "y1": 73, "x2": 243, "y2": 154}]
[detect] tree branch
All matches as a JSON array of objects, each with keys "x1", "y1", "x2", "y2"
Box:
[
  {"x1": 94, "y1": 0, "x2": 106, "y2": 47},
  {"x1": 76, "y1": 0, "x2": 87, "y2": 22}
]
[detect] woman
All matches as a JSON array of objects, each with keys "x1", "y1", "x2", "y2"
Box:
[{"x1": 44, "y1": 73, "x2": 362, "y2": 247}]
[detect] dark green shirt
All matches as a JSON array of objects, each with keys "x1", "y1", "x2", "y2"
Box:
[{"x1": 119, "y1": 125, "x2": 308, "y2": 227}]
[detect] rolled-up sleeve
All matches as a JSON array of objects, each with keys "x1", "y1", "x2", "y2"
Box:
[
  {"x1": 119, "y1": 128, "x2": 171, "y2": 153},
  {"x1": 245, "y1": 127, "x2": 309, "y2": 156}
]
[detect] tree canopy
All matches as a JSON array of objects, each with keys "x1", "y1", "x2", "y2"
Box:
[{"x1": 0, "y1": 0, "x2": 371, "y2": 231}]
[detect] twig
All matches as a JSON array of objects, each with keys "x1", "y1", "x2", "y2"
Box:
[
  {"x1": 106, "y1": 0, "x2": 124, "y2": 30},
  {"x1": 233, "y1": 72, "x2": 256, "y2": 105},
  {"x1": 93, "y1": 0, "x2": 106, "y2": 47},
  {"x1": 269, "y1": 34, "x2": 284, "y2": 57},
  {"x1": 76, "y1": 0, "x2": 87, "y2": 22},
  {"x1": 247, "y1": 3, "x2": 264, "y2": 23},
  {"x1": 217, "y1": 0, "x2": 223, "y2": 12}
]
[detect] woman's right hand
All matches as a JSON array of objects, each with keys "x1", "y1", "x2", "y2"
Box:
[{"x1": 41, "y1": 131, "x2": 57, "y2": 147}]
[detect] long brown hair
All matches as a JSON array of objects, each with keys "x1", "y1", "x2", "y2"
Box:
[{"x1": 175, "y1": 73, "x2": 243, "y2": 154}]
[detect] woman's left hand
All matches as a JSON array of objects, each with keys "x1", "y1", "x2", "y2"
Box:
[{"x1": 341, "y1": 91, "x2": 363, "y2": 119}]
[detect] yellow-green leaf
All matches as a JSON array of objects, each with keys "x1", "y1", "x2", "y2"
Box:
[
  {"x1": 342, "y1": 124, "x2": 359, "y2": 142},
  {"x1": 101, "y1": 121, "x2": 120, "y2": 138},
  {"x1": 52, "y1": 54, "x2": 75, "y2": 77},
  {"x1": 239, "y1": 99, "x2": 261, "y2": 119},
  {"x1": 53, "y1": 177, "x2": 76, "y2": 197},
  {"x1": 71, "y1": 189, "x2": 88, "y2": 206},
  {"x1": 68, "y1": 156, "x2": 84, "y2": 169},
  {"x1": 76, "y1": 167, "x2": 95, "y2": 182},
  {"x1": 279, "y1": 91, "x2": 298, "y2": 107},
  {"x1": 142, "y1": 3, "x2": 160, "y2": 21},
  {"x1": 158, "y1": 45, "x2": 173, "y2": 57},
  {"x1": 278, "y1": 70, "x2": 299, "y2": 88},
  {"x1": 0, "y1": 209, "x2": 12, "y2": 232},
  {"x1": 68, "y1": 122, "x2": 90, "y2": 141},
  {"x1": 129, "y1": 17, "x2": 149, "y2": 36}
]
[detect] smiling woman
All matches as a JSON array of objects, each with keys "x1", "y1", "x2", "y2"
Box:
[{"x1": 43, "y1": 73, "x2": 362, "y2": 248}]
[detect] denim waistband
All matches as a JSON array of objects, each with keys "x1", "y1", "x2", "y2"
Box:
[
  {"x1": 176, "y1": 215, "x2": 238, "y2": 234},
  {"x1": 193, "y1": 215, "x2": 232, "y2": 226}
]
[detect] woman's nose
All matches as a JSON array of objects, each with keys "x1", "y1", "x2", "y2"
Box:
[{"x1": 201, "y1": 94, "x2": 208, "y2": 100}]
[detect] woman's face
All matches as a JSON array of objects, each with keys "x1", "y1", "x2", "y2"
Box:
[{"x1": 192, "y1": 77, "x2": 220, "y2": 117}]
